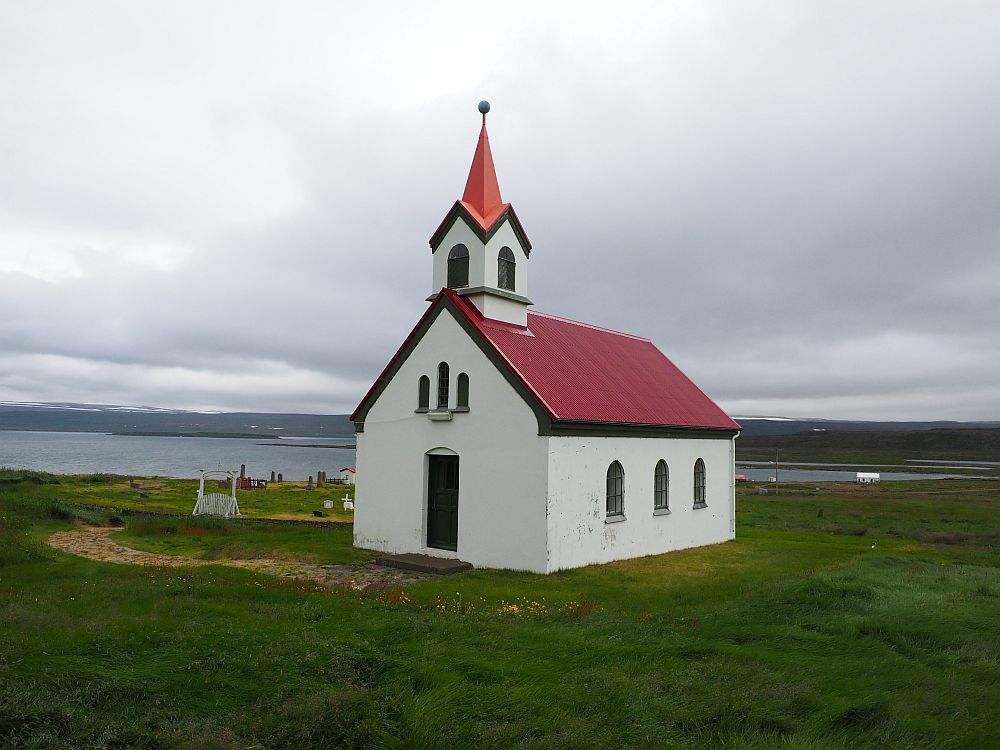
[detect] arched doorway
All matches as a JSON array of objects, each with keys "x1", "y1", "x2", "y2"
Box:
[{"x1": 427, "y1": 453, "x2": 459, "y2": 550}]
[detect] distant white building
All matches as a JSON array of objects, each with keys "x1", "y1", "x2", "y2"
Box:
[
  {"x1": 350, "y1": 104, "x2": 741, "y2": 573},
  {"x1": 857, "y1": 472, "x2": 881, "y2": 483},
  {"x1": 340, "y1": 466, "x2": 356, "y2": 485}
]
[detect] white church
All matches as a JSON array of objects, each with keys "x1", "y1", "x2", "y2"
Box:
[{"x1": 351, "y1": 102, "x2": 741, "y2": 574}]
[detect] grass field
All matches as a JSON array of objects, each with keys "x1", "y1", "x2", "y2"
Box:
[
  {"x1": 14, "y1": 473, "x2": 357, "y2": 523},
  {"x1": 118, "y1": 517, "x2": 372, "y2": 566},
  {"x1": 1, "y1": 470, "x2": 998, "y2": 749}
]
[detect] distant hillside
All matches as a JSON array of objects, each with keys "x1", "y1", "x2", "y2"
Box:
[
  {"x1": 738, "y1": 427, "x2": 1000, "y2": 464},
  {"x1": 735, "y1": 417, "x2": 1000, "y2": 437},
  {"x1": 3, "y1": 402, "x2": 999, "y2": 447},
  {"x1": 0, "y1": 403, "x2": 354, "y2": 438}
]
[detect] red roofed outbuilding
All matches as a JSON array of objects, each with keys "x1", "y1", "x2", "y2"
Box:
[{"x1": 351, "y1": 103, "x2": 740, "y2": 573}]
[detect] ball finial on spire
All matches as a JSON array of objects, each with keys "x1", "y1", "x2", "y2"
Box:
[{"x1": 478, "y1": 100, "x2": 490, "y2": 115}]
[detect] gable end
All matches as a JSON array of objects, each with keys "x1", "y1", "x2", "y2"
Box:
[
  {"x1": 350, "y1": 293, "x2": 552, "y2": 434},
  {"x1": 350, "y1": 300, "x2": 448, "y2": 430}
]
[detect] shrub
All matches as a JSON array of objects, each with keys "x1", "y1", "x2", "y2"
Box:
[
  {"x1": 0, "y1": 468, "x2": 59, "y2": 485},
  {"x1": 46, "y1": 503, "x2": 74, "y2": 521},
  {"x1": 84, "y1": 473, "x2": 115, "y2": 484}
]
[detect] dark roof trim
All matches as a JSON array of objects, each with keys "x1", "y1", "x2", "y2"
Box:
[
  {"x1": 350, "y1": 299, "x2": 448, "y2": 427},
  {"x1": 543, "y1": 421, "x2": 741, "y2": 439},
  {"x1": 444, "y1": 297, "x2": 554, "y2": 432},
  {"x1": 429, "y1": 202, "x2": 532, "y2": 256}
]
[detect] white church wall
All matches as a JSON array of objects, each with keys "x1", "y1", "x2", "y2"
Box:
[
  {"x1": 354, "y1": 308, "x2": 550, "y2": 572},
  {"x1": 475, "y1": 294, "x2": 529, "y2": 326},
  {"x1": 545, "y1": 435, "x2": 736, "y2": 572}
]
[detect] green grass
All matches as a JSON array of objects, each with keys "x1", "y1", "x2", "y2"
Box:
[
  {"x1": 1, "y1": 471, "x2": 999, "y2": 748},
  {"x1": 6, "y1": 471, "x2": 356, "y2": 523},
  {"x1": 117, "y1": 517, "x2": 373, "y2": 565},
  {"x1": 739, "y1": 480, "x2": 1000, "y2": 545}
]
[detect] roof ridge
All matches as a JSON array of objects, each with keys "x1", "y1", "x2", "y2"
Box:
[{"x1": 527, "y1": 310, "x2": 652, "y2": 342}]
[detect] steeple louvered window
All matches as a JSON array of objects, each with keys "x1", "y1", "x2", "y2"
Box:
[
  {"x1": 447, "y1": 244, "x2": 469, "y2": 288},
  {"x1": 498, "y1": 246, "x2": 516, "y2": 291}
]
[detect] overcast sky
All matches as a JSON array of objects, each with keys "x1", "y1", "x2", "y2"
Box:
[{"x1": 1, "y1": 2, "x2": 998, "y2": 420}]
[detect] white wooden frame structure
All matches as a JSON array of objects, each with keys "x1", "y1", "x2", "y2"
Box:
[{"x1": 192, "y1": 468, "x2": 241, "y2": 517}]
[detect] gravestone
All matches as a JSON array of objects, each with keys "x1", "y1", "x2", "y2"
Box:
[
  {"x1": 240, "y1": 464, "x2": 246, "y2": 478},
  {"x1": 277, "y1": 473, "x2": 283, "y2": 483},
  {"x1": 307, "y1": 475, "x2": 314, "y2": 490},
  {"x1": 270, "y1": 470, "x2": 276, "y2": 482}
]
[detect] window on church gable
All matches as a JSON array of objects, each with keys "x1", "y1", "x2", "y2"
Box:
[
  {"x1": 498, "y1": 246, "x2": 516, "y2": 291},
  {"x1": 417, "y1": 375, "x2": 430, "y2": 411},
  {"x1": 654, "y1": 460, "x2": 669, "y2": 512},
  {"x1": 447, "y1": 244, "x2": 469, "y2": 288},
  {"x1": 693, "y1": 458, "x2": 707, "y2": 508},
  {"x1": 606, "y1": 461, "x2": 624, "y2": 518},
  {"x1": 456, "y1": 372, "x2": 469, "y2": 409},
  {"x1": 437, "y1": 362, "x2": 450, "y2": 409}
]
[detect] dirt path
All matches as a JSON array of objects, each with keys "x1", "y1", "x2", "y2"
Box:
[{"x1": 47, "y1": 526, "x2": 438, "y2": 590}]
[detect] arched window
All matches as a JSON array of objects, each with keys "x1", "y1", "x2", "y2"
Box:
[
  {"x1": 447, "y1": 244, "x2": 469, "y2": 288},
  {"x1": 606, "y1": 461, "x2": 624, "y2": 517},
  {"x1": 693, "y1": 458, "x2": 706, "y2": 508},
  {"x1": 498, "y1": 246, "x2": 516, "y2": 292},
  {"x1": 654, "y1": 460, "x2": 669, "y2": 512},
  {"x1": 417, "y1": 375, "x2": 430, "y2": 411},
  {"x1": 437, "y1": 362, "x2": 450, "y2": 409},
  {"x1": 456, "y1": 372, "x2": 469, "y2": 409}
]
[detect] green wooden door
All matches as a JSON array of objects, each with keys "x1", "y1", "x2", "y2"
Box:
[{"x1": 427, "y1": 455, "x2": 459, "y2": 551}]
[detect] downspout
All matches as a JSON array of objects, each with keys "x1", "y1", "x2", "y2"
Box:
[{"x1": 730, "y1": 431, "x2": 741, "y2": 536}]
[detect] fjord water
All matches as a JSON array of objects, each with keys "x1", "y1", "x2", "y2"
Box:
[
  {"x1": 737, "y1": 467, "x2": 966, "y2": 481},
  {"x1": 0, "y1": 430, "x2": 356, "y2": 481},
  {"x1": 0, "y1": 430, "x2": 971, "y2": 482}
]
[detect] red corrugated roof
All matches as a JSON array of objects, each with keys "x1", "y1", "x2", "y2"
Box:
[
  {"x1": 445, "y1": 290, "x2": 740, "y2": 430},
  {"x1": 351, "y1": 290, "x2": 739, "y2": 432}
]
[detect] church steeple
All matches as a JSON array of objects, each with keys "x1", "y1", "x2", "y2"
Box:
[
  {"x1": 428, "y1": 101, "x2": 533, "y2": 326},
  {"x1": 460, "y1": 105, "x2": 505, "y2": 228}
]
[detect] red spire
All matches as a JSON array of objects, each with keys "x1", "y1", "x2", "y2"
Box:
[
  {"x1": 460, "y1": 119, "x2": 506, "y2": 228},
  {"x1": 429, "y1": 101, "x2": 530, "y2": 248}
]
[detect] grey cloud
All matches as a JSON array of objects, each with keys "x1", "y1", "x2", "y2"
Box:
[{"x1": 1, "y1": 2, "x2": 998, "y2": 418}]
